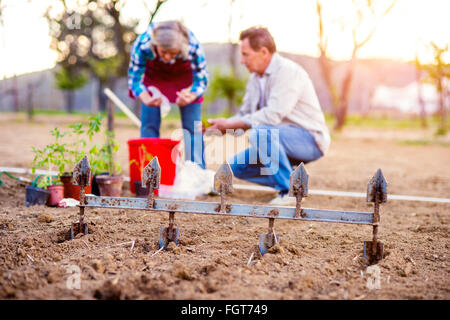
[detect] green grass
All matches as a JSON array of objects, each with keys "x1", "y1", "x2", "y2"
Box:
[
  {"x1": 325, "y1": 113, "x2": 450, "y2": 130},
  {"x1": 14, "y1": 109, "x2": 90, "y2": 116},
  {"x1": 397, "y1": 139, "x2": 450, "y2": 147},
  {"x1": 4, "y1": 109, "x2": 449, "y2": 133}
]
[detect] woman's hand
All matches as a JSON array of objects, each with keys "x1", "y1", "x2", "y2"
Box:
[
  {"x1": 139, "y1": 91, "x2": 162, "y2": 107},
  {"x1": 176, "y1": 88, "x2": 197, "y2": 107}
]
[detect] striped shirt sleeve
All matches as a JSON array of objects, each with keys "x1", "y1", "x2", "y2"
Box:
[{"x1": 128, "y1": 25, "x2": 155, "y2": 99}]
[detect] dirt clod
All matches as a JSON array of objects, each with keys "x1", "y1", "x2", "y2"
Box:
[
  {"x1": 38, "y1": 213, "x2": 53, "y2": 223},
  {"x1": 172, "y1": 262, "x2": 193, "y2": 280},
  {"x1": 166, "y1": 242, "x2": 181, "y2": 254},
  {"x1": 92, "y1": 260, "x2": 105, "y2": 274},
  {"x1": 399, "y1": 263, "x2": 413, "y2": 277},
  {"x1": 94, "y1": 280, "x2": 122, "y2": 300},
  {"x1": 268, "y1": 243, "x2": 284, "y2": 254}
]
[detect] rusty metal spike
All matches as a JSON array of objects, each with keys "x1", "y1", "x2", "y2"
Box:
[
  {"x1": 288, "y1": 162, "x2": 308, "y2": 198},
  {"x1": 367, "y1": 168, "x2": 387, "y2": 203},
  {"x1": 214, "y1": 161, "x2": 233, "y2": 194},
  {"x1": 72, "y1": 155, "x2": 91, "y2": 186},
  {"x1": 142, "y1": 156, "x2": 160, "y2": 189}
]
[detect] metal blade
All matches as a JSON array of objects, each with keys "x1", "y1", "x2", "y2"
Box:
[
  {"x1": 72, "y1": 155, "x2": 91, "y2": 186},
  {"x1": 363, "y1": 241, "x2": 384, "y2": 264},
  {"x1": 289, "y1": 162, "x2": 308, "y2": 197},
  {"x1": 259, "y1": 233, "x2": 280, "y2": 256},
  {"x1": 214, "y1": 161, "x2": 233, "y2": 194},
  {"x1": 142, "y1": 156, "x2": 161, "y2": 189},
  {"x1": 159, "y1": 226, "x2": 180, "y2": 249},
  {"x1": 367, "y1": 169, "x2": 387, "y2": 203}
]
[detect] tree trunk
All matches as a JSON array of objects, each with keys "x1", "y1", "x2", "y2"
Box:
[
  {"x1": 12, "y1": 75, "x2": 19, "y2": 112},
  {"x1": 66, "y1": 90, "x2": 74, "y2": 114},
  {"x1": 230, "y1": 43, "x2": 239, "y2": 77},
  {"x1": 106, "y1": 77, "x2": 116, "y2": 175},
  {"x1": 109, "y1": 5, "x2": 128, "y2": 76},
  {"x1": 416, "y1": 69, "x2": 427, "y2": 128},
  {"x1": 91, "y1": 78, "x2": 99, "y2": 114},
  {"x1": 335, "y1": 54, "x2": 356, "y2": 131},
  {"x1": 98, "y1": 81, "x2": 107, "y2": 112},
  {"x1": 318, "y1": 53, "x2": 339, "y2": 115},
  {"x1": 27, "y1": 83, "x2": 33, "y2": 121},
  {"x1": 107, "y1": 77, "x2": 116, "y2": 132},
  {"x1": 437, "y1": 77, "x2": 447, "y2": 134}
]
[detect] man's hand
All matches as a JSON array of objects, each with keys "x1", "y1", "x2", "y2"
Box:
[
  {"x1": 204, "y1": 118, "x2": 251, "y2": 135},
  {"x1": 176, "y1": 88, "x2": 197, "y2": 107},
  {"x1": 139, "y1": 91, "x2": 162, "y2": 107},
  {"x1": 204, "y1": 118, "x2": 230, "y2": 134}
]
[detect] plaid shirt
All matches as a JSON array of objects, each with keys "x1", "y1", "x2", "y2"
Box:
[{"x1": 128, "y1": 23, "x2": 208, "y2": 99}]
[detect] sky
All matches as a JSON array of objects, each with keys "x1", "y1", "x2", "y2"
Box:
[{"x1": 0, "y1": 0, "x2": 449, "y2": 79}]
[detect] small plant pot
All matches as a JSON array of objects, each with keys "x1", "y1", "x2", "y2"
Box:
[
  {"x1": 91, "y1": 172, "x2": 109, "y2": 196},
  {"x1": 95, "y1": 175, "x2": 124, "y2": 197},
  {"x1": 25, "y1": 186, "x2": 50, "y2": 207},
  {"x1": 134, "y1": 180, "x2": 150, "y2": 198},
  {"x1": 46, "y1": 185, "x2": 65, "y2": 206},
  {"x1": 60, "y1": 173, "x2": 93, "y2": 200}
]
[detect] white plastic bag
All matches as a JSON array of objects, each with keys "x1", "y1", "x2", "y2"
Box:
[
  {"x1": 148, "y1": 86, "x2": 171, "y2": 118},
  {"x1": 158, "y1": 161, "x2": 215, "y2": 200},
  {"x1": 58, "y1": 198, "x2": 80, "y2": 208}
]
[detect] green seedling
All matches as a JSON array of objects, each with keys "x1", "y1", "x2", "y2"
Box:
[{"x1": 202, "y1": 119, "x2": 213, "y2": 129}]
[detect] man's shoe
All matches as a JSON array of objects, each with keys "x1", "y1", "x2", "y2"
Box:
[{"x1": 269, "y1": 193, "x2": 296, "y2": 206}]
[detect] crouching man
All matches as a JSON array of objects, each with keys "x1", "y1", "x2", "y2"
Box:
[{"x1": 204, "y1": 27, "x2": 330, "y2": 205}]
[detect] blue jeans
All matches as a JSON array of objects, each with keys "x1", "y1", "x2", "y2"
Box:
[
  {"x1": 228, "y1": 125, "x2": 323, "y2": 193},
  {"x1": 140, "y1": 102, "x2": 206, "y2": 169}
]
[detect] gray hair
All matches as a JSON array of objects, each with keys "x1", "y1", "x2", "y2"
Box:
[
  {"x1": 150, "y1": 21, "x2": 189, "y2": 59},
  {"x1": 239, "y1": 27, "x2": 276, "y2": 54}
]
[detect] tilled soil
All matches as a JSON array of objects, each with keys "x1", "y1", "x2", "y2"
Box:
[{"x1": 0, "y1": 114, "x2": 449, "y2": 300}]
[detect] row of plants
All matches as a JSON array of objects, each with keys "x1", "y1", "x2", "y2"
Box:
[{"x1": 28, "y1": 114, "x2": 123, "y2": 206}]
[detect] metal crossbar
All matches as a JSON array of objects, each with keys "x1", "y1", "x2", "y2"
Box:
[
  {"x1": 70, "y1": 156, "x2": 388, "y2": 264},
  {"x1": 84, "y1": 196, "x2": 374, "y2": 225}
]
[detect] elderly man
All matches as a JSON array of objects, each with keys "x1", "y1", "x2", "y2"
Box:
[{"x1": 205, "y1": 27, "x2": 330, "y2": 205}]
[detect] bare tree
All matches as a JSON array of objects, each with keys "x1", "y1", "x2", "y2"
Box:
[
  {"x1": 424, "y1": 42, "x2": 449, "y2": 135},
  {"x1": 316, "y1": 0, "x2": 397, "y2": 131},
  {"x1": 143, "y1": 0, "x2": 167, "y2": 24},
  {"x1": 26, "y1": 77, "x2": 44, "y2": 121},
  {"x1": 44, "y1": 0, "x2": 168, "y2": 114},
  {"x1": 415, "y1": 54, "x2": 428, "y2": 128}
]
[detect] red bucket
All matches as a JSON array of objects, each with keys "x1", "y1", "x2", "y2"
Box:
[{"x1": 127, "y1": 138, "x2": 181, "y2": 195}]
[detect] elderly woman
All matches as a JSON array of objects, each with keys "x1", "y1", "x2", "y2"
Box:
[{"x1": 128, "y1": 20, "x2": 208, "y2": 169}]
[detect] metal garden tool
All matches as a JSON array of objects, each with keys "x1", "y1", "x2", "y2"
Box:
[
  {"x1": 289, "y1": 163, "x2": 308, "y2": 218},
  {"x1": 258, "y1": 163, "x2": 308, "y2": 255},
  {"x1": 259, "y1": 216, "x2": 280, "y2": 256},
  {"x1": 214, "y1": 162, "x2": 233, "y2": 214},
  {"x1": 78, "y1": 155, "x2": 387, "y2": 262},
  {"x1": 364, "y1": 169, "x2": 387, "y2": 264},
  {"x1": 142, "y1": 156, "x2": 160, "y2": 209},
  {"x1": 142, "y1": 157, "x2": 179, "y2": 249},
  {"x1": 158, "y1": 211, "x2": 180, "y2": 249},
  {"x1": 70, "y1": 156, "x2": 91, "y2": 239}
]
